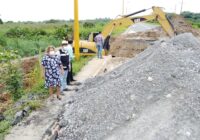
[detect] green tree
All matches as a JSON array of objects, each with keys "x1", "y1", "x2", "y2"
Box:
[
  {"x1": 0, "y1": 18, "x2": 3, "y2": 24},
  {"x1": 83, "y1": 22, "x2": 95, "y2": 28}
]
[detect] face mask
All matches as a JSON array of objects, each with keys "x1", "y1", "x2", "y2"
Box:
[
  {"x1": 64, "y1": 46, "x2": 68, "y2": 50},
  {"x1": 49, "y1": 51, "x2": 55, "y2": 56}
]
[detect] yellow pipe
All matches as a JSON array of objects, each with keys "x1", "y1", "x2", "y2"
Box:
[{"x1": 74, "y1": 0, "x2": 80, "y2": 60}]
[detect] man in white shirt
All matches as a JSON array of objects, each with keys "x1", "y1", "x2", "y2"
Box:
[{"x1": 94, "y1": 32, "x2": 104, "y2": 59}]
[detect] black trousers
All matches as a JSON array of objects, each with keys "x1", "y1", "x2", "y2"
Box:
[{"x1": 67, "y1": 62, "x2": 74, "y2": 84}]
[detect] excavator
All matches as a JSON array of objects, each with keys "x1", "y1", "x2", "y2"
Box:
[{"x1": 77, "y1": 6, "x2": 175, "y2": 56}]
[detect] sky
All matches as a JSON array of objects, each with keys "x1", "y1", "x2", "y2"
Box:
[{"x1": 0, "y1": 0, "x2": 199, "y2": 22}]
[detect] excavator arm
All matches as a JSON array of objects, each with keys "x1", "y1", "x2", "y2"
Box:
[
  {"x1": 78, "y1": 6, "x2": 175, "y2": 56},
  {"x1": 102, "y1": 6, "x2": 175, "y2": 38}
]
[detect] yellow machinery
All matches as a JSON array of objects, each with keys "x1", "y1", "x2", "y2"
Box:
[{"x1": 77, "y1": 6, "x2": 175, "y2": 56}]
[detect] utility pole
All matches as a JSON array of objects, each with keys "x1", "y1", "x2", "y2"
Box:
[
  {"x1": 180, "y1": 0, "x2": 183, "y2": 14},
  {"x1": 122, "y1": 0, "x2": 125, "y2": 15},
  {"x1": 74, "y1": 0, "x2": 80, "y2": 60}
]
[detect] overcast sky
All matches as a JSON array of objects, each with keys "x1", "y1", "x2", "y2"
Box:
[{"x1": 0, "y1": 0, "x2": 199, "y2": 22}]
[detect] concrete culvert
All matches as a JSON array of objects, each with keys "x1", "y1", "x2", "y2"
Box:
[{"x1": 58, "y1": 33, "x2": 200, "y2": 140}]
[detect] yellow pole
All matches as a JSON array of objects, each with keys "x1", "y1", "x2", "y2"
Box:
[{"x1": 74, "y1": 0, "x2": 80, "y2": 60}]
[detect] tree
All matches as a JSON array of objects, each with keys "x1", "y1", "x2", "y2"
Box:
[
  {"x1": 0, "y1": 18, "x2": 3, "y2": 24},
  {"x1": 83, "y1": 22, "x2": 95, "y2": 28}
]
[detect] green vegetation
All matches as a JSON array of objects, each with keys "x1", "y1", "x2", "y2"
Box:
[
  {"x1": 0, "y1": 19, "x2": 110, "y2": 57},
  {"x1": 0, "y1": 19, "x2": 3, "y2": 24},
  {"x1": 0, "y1": 47, "x2": 22, "y2": 101},
  {"x1": 181, "y1": 11, "x2": 200, "y2": 28},
  {"x1": 0, "y1": 53, "x2": 93, "y2": 139},
  {"x1": 0, "y1": 18, "x2": 107, "y2": 139},
  {"x1": 0, "y1": 120, "x2": 10, "y2": 139}
]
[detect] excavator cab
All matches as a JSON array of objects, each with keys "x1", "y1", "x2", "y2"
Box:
[{"x1": 88, "y1": 32, "x2": 99, "y2": 42}]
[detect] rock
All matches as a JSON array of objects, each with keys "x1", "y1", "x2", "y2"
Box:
[
  {"x1": 45, "y1": 128, "x2": 52, "y2": 136},
  {"x1": 72, "y1": 82, "x2": 82, "y2": 86},
  {"x1": 22, "y1": 106, "x2": 31, "y2": 117},
  {"x1": 166, "y1": 94, "x2": 172, "y2": 98},
  {"x1": 23, "y1": 106, "x2": 31, "y2": 113},
  {"x1": 59, "y1": 120, "x2": 68, "y2": 128},
  {"x1": 67, "y1": 100, "x2": 75, "y2": 105},
  {"x1": 12, "y1": 111, "x2": 24, "y2": 126},
  {"x1": 147, "y1": 76, "x2": 153, "y2": 81},
  {"x1": 130, "y1": 95, "x2": 135, "y2": 101}
]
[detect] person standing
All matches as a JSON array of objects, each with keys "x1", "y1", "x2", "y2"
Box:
[
  {"x1": 94, "y1": 32, "x2": 104, "y2": 59},
  {"x1": 103, "y1": 35, "x2": 111, "y2": 56},
  {"x1": 59, "y1": 40, "x2": 70, "y2": 93},
  {"x1": 65, "y1": 40, "x2": 76, "y2": 85},
  {"x1": 42, "y1": 46, "x2": 64, "y2": 100}
]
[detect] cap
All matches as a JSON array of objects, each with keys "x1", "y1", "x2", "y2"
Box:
[{"x1": 62, "y1": 40, "x2": 68, "y2": 45}]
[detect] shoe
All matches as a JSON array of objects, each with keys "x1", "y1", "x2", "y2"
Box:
[
  {"x1": 57, "y1": 95, "x2": 61, "y2": 100},
  {"x1": 71, "y1": 79, "x2": 77, "y2": 82},
  {"x1": 63, "y1": 88, "x2": 71, "y2": 91}
]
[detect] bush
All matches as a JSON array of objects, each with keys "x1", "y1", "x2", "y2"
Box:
[
  {"x1": 5, "y1": 63, "x2": 23, "y2": 101},
  {"x1": 83, "y1": 22, "x2": 95, "y2": 28},
  {"x1": 5, "y1": 27, "x2": 48, "y2": 39},
  {"x1": 53, "y1": 27, "x2": 67, "y2": 39},
  {"x1": 0, "y1": 121, "x2": 10, "y2": 133},
  {"x1": 0, "y1": 35, "x2": 7, "y2": 46},
  {"x1": 0, "y1": 19, "x2": 3, "y2": 24},
  {"x1": 0, "y1": 47, "x2": 23, "y2": 101}
]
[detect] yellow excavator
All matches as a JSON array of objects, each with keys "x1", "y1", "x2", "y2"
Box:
[{"x1": 78, "y1": 6, "x2": 175, "y2": 56}]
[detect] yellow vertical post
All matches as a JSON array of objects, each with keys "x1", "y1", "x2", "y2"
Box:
[{"x1": 74, "y1": 0, "x2": 80, "y2": 60}]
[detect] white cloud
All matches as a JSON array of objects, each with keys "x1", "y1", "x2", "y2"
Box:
[{"x1": 0, "y1": 0, "x2": 199, "y2": 21}]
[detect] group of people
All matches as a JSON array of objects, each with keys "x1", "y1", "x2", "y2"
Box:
[
  {"x1": 41, "y1": 32, "x2": 111, "y2": 100},
  {"x1": 41, "y1": 40, "x2": 75, "y2": 100},
  {"x1": 94, "y1": 32, "x2": 111, "y2": 59}
]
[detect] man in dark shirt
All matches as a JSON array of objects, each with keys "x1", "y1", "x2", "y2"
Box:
[{"x1": 59, "y1": 40, "x2": 70, "y2": 92}]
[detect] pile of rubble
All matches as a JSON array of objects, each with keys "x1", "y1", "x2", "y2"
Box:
[{"x1": 57, "y1": 33, "x2": 200, "y2": 140}]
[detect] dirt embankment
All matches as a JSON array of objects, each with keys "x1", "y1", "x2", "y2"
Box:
[
  {"x1": 109, "y1": 15, "x2": 200, "y2": 58},
  {"x1": 171, "y1": 15, "x2": 200, "y2": 36},
  {"x1": 109, "y1": 26, "x2": 168, "y2": 58}
]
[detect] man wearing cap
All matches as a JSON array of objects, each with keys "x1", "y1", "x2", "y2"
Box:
[{"x1": 59, "y1": 40, "x2": 70, "y2": 93}]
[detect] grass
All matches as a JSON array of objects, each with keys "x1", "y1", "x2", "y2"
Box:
[
  {"x1": 0, "y1": 55, "x2": 92, "y2": 139},
  {"x1": 0, "y1": 20, "x2": 98, "y2": 139},
  {"x1": 0, "y1": 121, "x2": 10, "y2": 140}
]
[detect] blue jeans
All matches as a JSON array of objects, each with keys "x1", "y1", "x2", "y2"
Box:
[
  {"x1": 60, "y1": 70, "x2": 68, "y2": 92},
  {"x1": 96, "y1": 44, "x2": 103, "y2": 58}
]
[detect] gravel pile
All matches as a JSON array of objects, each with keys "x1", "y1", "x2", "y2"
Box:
[{"x1": 58, "y1": 33, "x2": 200, "y2": 140}]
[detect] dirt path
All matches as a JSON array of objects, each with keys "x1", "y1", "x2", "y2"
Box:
[{"x1": 5, "y1": 56, "x2": 127, "y2": 140}]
